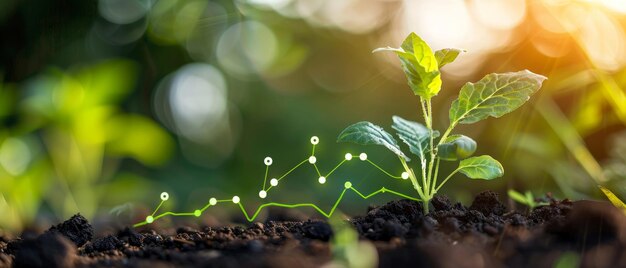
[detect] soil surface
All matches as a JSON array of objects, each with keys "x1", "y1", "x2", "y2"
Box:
[{"x1": 1, "y1": 191, "x2": 625, "y2": 268}]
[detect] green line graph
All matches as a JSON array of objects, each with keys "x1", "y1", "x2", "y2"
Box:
[{"x1": 133, "y1": 136, "x2": 416, "y2": 227}]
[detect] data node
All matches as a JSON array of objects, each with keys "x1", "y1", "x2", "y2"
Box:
[
  {"x1": 345, "y1": 153, "x2": 353, "y2": 161},
  {"x1": 259, "y1": 190, "x2": 267, "y2": 199},
  {"x1": 209, "y1": 197, "x2": 217, "y2": 206},
  {"x1": 194, "y1": 210, "x2": 201, "y2": 217},
  {"x1": 309, "y1": 156, "x2": 317, "y2": 164},
  {"x1": 146, "y1": 216, "x2": 154, "y2": 223},
  {"x1": 310, "y1": 136, "x2": 319, "y2": 145},
  {"x1": 401, "y1": 172, "x2": 409, "y2": 180},
  {"x1": 318, "y1": 176, "x2": 326, "y2": 184},
  {"x1": 344, "y1": 181, "x2": 352, "y2": 189},
  {"x1": 359, "y1": 153, "x2": 367, "y2": 161},
  {"x1": 264, "y1": 157, "x2": 273, "y2": 166},
  {"x1": 270, "y1": 178, "x2": 278, "y2": 186},
  {"x1": 160, "y1": 192, "x2": 169, "y2": 201},
  {"x1": 232, "y1": 196, "x2": 240, "y2": 204}
]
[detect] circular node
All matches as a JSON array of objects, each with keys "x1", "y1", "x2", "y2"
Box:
[
  {"x1": 194, "y1": 210, "x2": 201, "y2": 217},
  {"x1": 259, "y1": 190, "x2": 267, "y2": 199},
  {"x1": 232, "y1": 196, "x2": 240, "y2": 204},
  {"x1": 209, "y1": 197, "x2": 217, "y2": 206},
  {"x1": 401, "y1": 172, "x2": 409, "y2": 180},
  {"x1": 160, "y1": 192, "x2": 169, "y2": 201},
  {"x1": 264, "y1": 157, "x2": 273, "y2": 166},
  {"x1": 310, "y1": 136, "x2": 319, "y2": 145},
  {"x1": 308, "y1": 156, "x2": 317, "y2": 164},
  {"x1": 318, "y1": 176, "x2": 326, "y2": 184},
  {"x1": 344, "y1": 153, "x2": 353, "y2": 161},
  {"x1": 270, "y1": 178, "x2": 278, "y2": 186},
  {"x1": 146, "y1": 216, "x2": 154, "y2": 224},
  {"x1": 359, "y1": 153, "x2": 367, "y2": 161},
  {"x1": 344, "y1": 181, "x2": 352, "y2": 189}
]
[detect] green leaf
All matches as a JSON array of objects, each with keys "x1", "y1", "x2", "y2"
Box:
[
  {"x1": 391, "y1": 116, "x2": 439, "y2": 162},
  {"x1": 435, "y1": 48, "x2": 465, "y2": 68},
  {"x1": 437, "y1": 134, "x2": 477, "y2": 161},
  {"x1": 449, "y1": 70, "x2": 547, "y2": 125},
  {"x1": 373, "y1": 33, "x2": 441, "y2": 99},
  {"x1": 599, "y1": 185, "x2": 626, "y2": 214},
  {"x1": 458, "y1": 155, "x2": 503, "y2": 180},
  {"x1": 337, "y1": 121, "x2": 409, "y2": 161},
  {"x1": 507, "y1": 189, "x2": 529, "y2": 205}
]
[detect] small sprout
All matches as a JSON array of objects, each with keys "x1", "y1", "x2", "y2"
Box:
[
  {"x1": 270, "y1": 178, "x2": 278, "y2": 186},
  {"x1": 264, "y1": 157, "x2": 273, "y2": 166},
  {"x1": 209, "y1": 197, "x2": 217, "y2": 206},
  {"x1": 345, "y1": 153, "x2": 353, "y2": 161},
  {"x1": 259, "y1": 190, "x2": 267, "y2": 199},
  {"x1": 338, "y1": 32, "x2": 546, "y2": 213},
  {"x1": 232, "y1": 196, "x2": 240, "y2": 204},
  {"x1": 311, "y1": 136, "x2": 319, "y2": 145},
  {"x1": 146, "y1": 216, "x2": 154, "y2": 223},
  {"x1": 194, "y1": 210, "x2": 201, "y2": 217},
  {"x1": 508, "y1": 189, "x2": 548, "y2": 211},
  {"x1": 359, "y1": 153, "x2": 367, "y2": 161},
  {"x1": 318, "y1": 176, "x2": 326, "y2": 184},
  {"x1": 344, "y1": 181, "x2": 352, "y2": 189},
  {"x1": 309, "y1": 156, "x2": 317, "y2": 164},
  {"x1": 160, "y1": 192, "x2": 169, "y2": 201}
]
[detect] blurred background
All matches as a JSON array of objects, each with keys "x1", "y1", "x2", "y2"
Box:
[{"x1": 1, "y1": 0, "x2": 626, "y2": 231}]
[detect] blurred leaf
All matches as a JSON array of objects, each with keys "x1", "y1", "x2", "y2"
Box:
[
  {"x1": 508, "y1": 189, "x2": 529, "y2": 205},
  {"x1": 458, "y1": 155, "x2": 503, "y2": 180},
  {"x1": 437, "y1": 134, "x2": 476, "y2": 161},
  {"x1": 599, "y1": 185, "x2": 626, "y2": 214},
  {"x1": 391, "y1": 115, "x2": 438, "y2": 162},
  {"x1": 373, "y1": 32, "x2": 441, "y2": 99},
  {"x1": 76, "y1": 59, "x2": 137, "y2": 106},
  {"x1": 337, "y1": 121, "x2": 409, "y2": 161},
  {"x1": 554, "y1": 252, "x2": 580, "y2": 268},
  {"x1": 329, "y1": 214, "x2": 378, "y2": 268},
  {"x1": 435, "y1": 48, "x2": 465, "y2": 68},
  {"x1": 450, "y1": 70, "x2": 546, "y2": 124},
  {"x1": 105, "y1": 115, "x2": 174, "y2": 166}
]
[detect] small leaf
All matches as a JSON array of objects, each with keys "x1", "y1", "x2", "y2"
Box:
[
  {"x1": 435, "y1": 48, "x2": 465, "y2": 68},
  {"x1": 449, "y1": 70, "x2": 547, "y2": 125},
  {"x1": 437, "y1": 134, "x2": 477, "y2": 161},
  {"x1": 508, "y1": 189, "x2": 529, "y2": 205},
  {"x1": 373, "y1": 33, "x2": 441, "y2": 99},
  {"x1": 391, "y1": 116, "x2": 439, "y2": 161},
  {"x1": 458, "y1": 155, "x2": 503, "y2": 180},
  {"x1": 599, "y1": 185, "x2": 626, "y2": 214},
  {"x1": 337, "y1": 121, "x2": 409, "y2": 161}
]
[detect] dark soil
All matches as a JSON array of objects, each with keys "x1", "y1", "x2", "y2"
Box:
[{"x1": 2, "y1": 191, "x2": 625, "y2": 268}]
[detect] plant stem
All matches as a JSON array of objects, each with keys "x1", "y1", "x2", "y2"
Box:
[
  {"x1": 434, "y1": 169, "x2": 460, "y2": 193},
  {"x1": 430, "y1": 158, "x2": 440, "y2": 196},
  {"x1": 400, "y1": 157, "x2": 426, "y2": 200}
]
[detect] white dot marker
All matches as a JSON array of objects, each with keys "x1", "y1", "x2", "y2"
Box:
[
  {"x1": 146, "y1": 216, "x2": 154, "y2": 223},
  {"x1": 359, "y1": 153, "x2": 367, "y2": 161},
  {"x1": 310, "y1": 136, "x2": 319, "y2": 145},
  {"x1": 344, "y1": 181, "x2": 352, "y2": 189},
  {"x1": 209, "y1": 198, "x2": 217, "y2": 205},
  {"x1": 318, "y1": 176, "x2": 326, "y2": 184},
  {"x1": 264, "y1": 157, "x2": 273, "y2": 166},
  {"x1": 194, "y1": 210, "x2": 201, "y2": 217},
  {"x1": 270, "y1": 178, "x2": 278, "y2": 186},
  {"x1": 345, "y1": 153, "x2": 353, "y2": 160},
  {"x1": 401, "y1": 172, "x2": 409, "y2": 180},
  {"x1": 160, "y1": 192, "x2": 169, "y2": 201},
  {"x1": 232, "y1": 196, "x2": 240, "y2": 204},
  {"x1": 309, "y1": 156, "x2": 317, "y2": 164},
  {"x1": 259, "y1": 190, "x2": 267, "y2": 199}
]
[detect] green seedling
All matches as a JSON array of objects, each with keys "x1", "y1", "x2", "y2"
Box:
[
  {"x1": 599, "y1": 185, "x2": 626, "y2": 214},
  {"x1": 507, "y1": 189, "x2": 549, "y2": 211},
  {"x1": 338, "y1": 32, "x2": 546, "y2": 213},
  {"x1": 328, "y1": 214, "x2": 378, "y2": 268}
]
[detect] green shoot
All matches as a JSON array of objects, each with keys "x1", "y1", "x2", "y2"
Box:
[
  {"x1": 599, "y1": 185, "x2": 626, "y2": 214},
  {"x1": 507, "y1": 189, "x2": 548, "y2": 211},
  {"x1": 328, "y1": 214, "x2": 378, "y2": 268},
  {"x1": 338, "y1": 32, "x2": 546, "y2": 213}
]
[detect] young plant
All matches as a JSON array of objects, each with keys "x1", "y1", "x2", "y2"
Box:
[
  {"x1": 507, "y1": 189, "x2": 549, "y2": 211},
  {"x1": 337, "y1": 33, "x2": 546, "y2": 213}
]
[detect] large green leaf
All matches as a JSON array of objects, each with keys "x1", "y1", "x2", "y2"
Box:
[
  {"x1": 337, "y1": 121, "x2": 409, "y2": 161},
  {"x1": 391, "y1": 115, "x2": 438, "y2": 162},
  {"x1": 449, "y1": 70, "x2": 547, "y2": 125},
  {"x1": 458, "y1": 155, "x2": 503, "y2": 180},
  {"x1": 373, "y1": 33, "x2": 441, "y2": 99},
  {"x1": 437, "y1": 134, "x2": 477, "y2": 161},
  {"x1": 435, "y1": 48, "x2": 465, "y2": 68}
]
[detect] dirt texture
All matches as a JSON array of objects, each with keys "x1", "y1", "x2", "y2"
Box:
[{"x1": 1, "y1": 191, "x2": 625, "y2": 268}]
